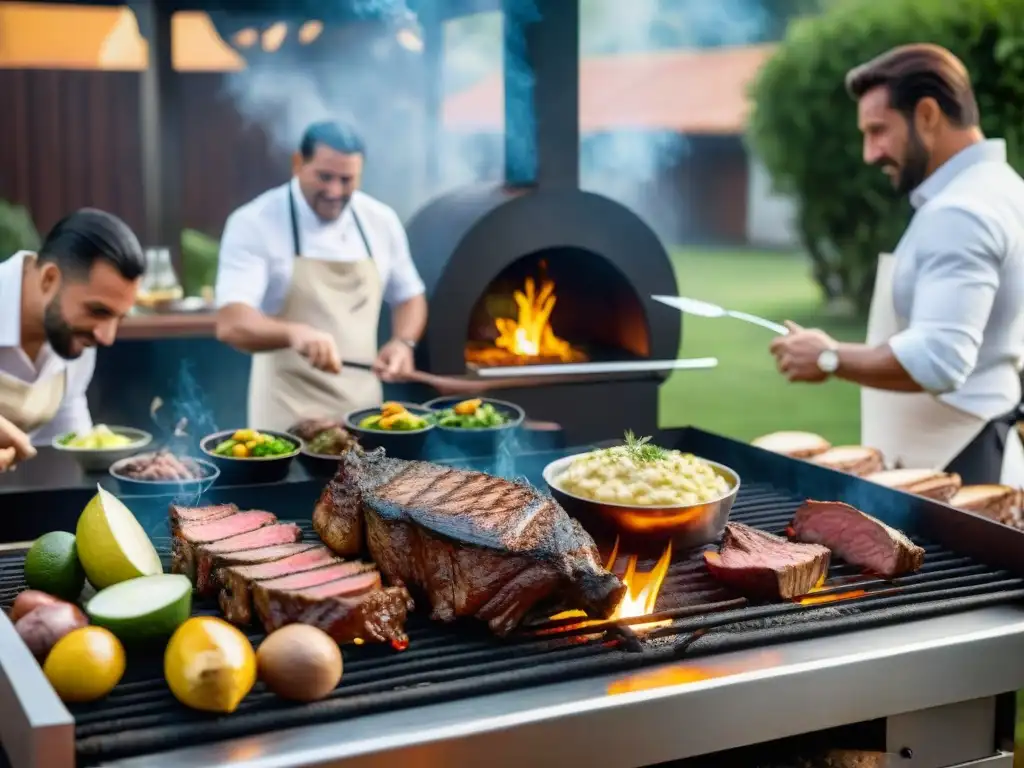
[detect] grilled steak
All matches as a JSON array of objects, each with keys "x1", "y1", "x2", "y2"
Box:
[
  {"x1": 172, "y1": 510, "x2": 277, "y2": 580},
  {"x1": 704, "y1": 522, "x2": 831, "y2": 600},
  {"x1": 790, "y1": 500, "x2": 925, "y2": 578},
  {"x1": 313, "y1": 450, "x2": 626, "y2": 636},
  {"x1": 219, "y1": 546, "x2": 343, "y2": 624},
  {"x1": 254, "y1": 582, "x2": 413, "y2": 649},
  {"x1": 193, "y1": 523, "x2": 303, "y2": 595},
  {"x1": 169, "y1": 503, "x2": 237, "y2": 530}
]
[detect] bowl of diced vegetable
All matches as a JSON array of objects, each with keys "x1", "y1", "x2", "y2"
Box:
[
  {"x1": 421, "y1": 397, "x2": 525, "y2": 459},
  {"x1": 52, "y1": 425, "x2": 153, "y2": 471},
  {"x1": 199, "y1": 428, "x2": 301, "y2": 485},
  {"x1": 344, "y1": 402, "x2": 435, "y2": 460}
]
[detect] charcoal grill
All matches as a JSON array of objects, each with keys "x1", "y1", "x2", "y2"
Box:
[{"x1": 2, "y1": 428, "x2": 1024, "y2": 767}]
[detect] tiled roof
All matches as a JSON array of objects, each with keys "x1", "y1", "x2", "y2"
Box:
[{"x1": 443, "y1": 43, "x2": 776, "y2": 135}]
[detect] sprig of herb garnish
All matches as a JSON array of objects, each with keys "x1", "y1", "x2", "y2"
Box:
[{"x1": 622, "y1": 430, "x2": 667, "y2": 463}]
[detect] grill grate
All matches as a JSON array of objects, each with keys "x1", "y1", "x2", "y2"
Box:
[{"x1": 2, "y1": 481, "x2": 1023, "y2": 767}]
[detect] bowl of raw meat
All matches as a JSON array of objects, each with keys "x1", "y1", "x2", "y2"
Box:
[
  {"x1": 109, "y1": 450, "x2": 220, "y2": 495},
  {"x1": 289, "y1": 418, "x2": 363, "y2": 478},
  {"x1": 543, "y1": 433, "x2": 740, "y2": 548}
]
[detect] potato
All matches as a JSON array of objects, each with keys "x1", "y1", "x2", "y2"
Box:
[
  {"x1": 8, "y1": 590, "x2": 63, "y2": 623},
  {"x1": 15, "y1": 602, "x2": 88, "y2": 660}
]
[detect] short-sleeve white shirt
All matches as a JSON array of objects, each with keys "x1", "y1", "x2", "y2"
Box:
[{"x1": 214, "y1": 180, "x2": 425, "y2": 315}]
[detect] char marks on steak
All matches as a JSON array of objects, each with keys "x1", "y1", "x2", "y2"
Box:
[
  {"x1": 193, "y1": 523, "x2": 303, "y2": 595},
  {"x1": 169, "y1": 502, "x2": 237, "y2": 530},
  {"x1": 704, "y1": 522, "x2": 831, "y2": 600},
  {"x1": 790, "y1": 500, "x2": 925, "y2": 578},
  {"x1": 313, "y1": 450, "x2": 626, "y2": 636},
  {"x1": 254, "y1": 582, "x2": 413, "y2": 649},
  {"x1": 220, "y1": 547, "x2": 346, "y2": 624}
]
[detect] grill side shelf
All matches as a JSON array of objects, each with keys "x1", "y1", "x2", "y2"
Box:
[{"x1": 0, "y1": 596, "x2": 75, "y2": 768}]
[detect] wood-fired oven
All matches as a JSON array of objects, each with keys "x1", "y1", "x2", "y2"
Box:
[{"x1": 406, "y1": 0, "x2": 681, "y2": 443}]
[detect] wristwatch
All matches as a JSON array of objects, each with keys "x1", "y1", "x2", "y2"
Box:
[
  {"x1": 395, "y1": 338, "x2": 417, "y2": 351},
  {"x1": 816, "y1": 344, "x2": 840, "y2": 375}
]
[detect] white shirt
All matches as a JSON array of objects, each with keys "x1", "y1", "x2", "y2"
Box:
[
  {"x1": 214, "y1": 180, "x2": 425, "y2": 315},
  {"x1": 889, "y1": 139, "x2": 1024, "y2": 420},
  {"x1": 0, "y1": 252, "x2": 95, "y2": 445}
]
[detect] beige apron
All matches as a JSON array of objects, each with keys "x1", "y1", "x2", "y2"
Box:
[
  {"x1": 247, "y1": 194, "x2": 383, "y2": 433},
  {"x1": 0, "y1": 369, "x2": 66, "y2": 434},
  {"x1": 861, "y1": 253, "x2": 1024, "y2": 484}
]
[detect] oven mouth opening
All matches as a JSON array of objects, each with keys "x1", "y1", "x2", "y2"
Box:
[{"x1": 463, "y1": 246, "x2": 651, "y2": 371}]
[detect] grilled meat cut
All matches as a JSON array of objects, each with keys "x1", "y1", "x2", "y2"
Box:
[
  {"x1": 172, "y1": 510, "x2": 278, "y2": 580},
  {"x1": 704, "y1": 522, "x2": 831, "y2": 600},
  {"x1": 313, "y1": 450, "x2": 626, "y2": 636},
  {"x1": 169, "y1": 502, "x2": 237, "y2": 530},
  {"x1": 220, "y1": 550, "x2": 358, "y2": 624},
  {"x1": 254, "y1": 582, "x2": 413, "y2": 649},
  {"x1": 193, "y1": 524, "x2": 303, "y2": 595},
  {"x1": 810, "y1": 446, "x2": 884, "y2": 477},
  {"x1": 790, "y1": 500, "x2": 925, "y2": 578},
  {"x1": 863, "y1": 469, "x2": 962, "y2": 502}
]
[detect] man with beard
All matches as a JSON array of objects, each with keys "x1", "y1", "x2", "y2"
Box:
[
  {"x1": 769, "y1": 43, "x2": 1024, "y2": 485},
  {"x1": 0, "y1": 208, "x2": 144, "y2": 466},
  {"x1": 215, "y1": 121, "x2": 427, "y2": 431}
]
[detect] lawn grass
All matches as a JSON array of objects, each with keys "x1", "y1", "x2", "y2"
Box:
[{"x1": 658, "y1": 247, "x2": 867, "y2": 444}]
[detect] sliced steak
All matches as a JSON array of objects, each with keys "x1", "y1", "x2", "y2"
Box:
[
  {"x1": 790, "y1": 500, "x2": 925, "y2": 578},
  {"x1": 219, "y1": 547, "x2": 345, "y2": 624},
  {"x1": 254, "y1": 583, "x2": 413, "y2": 649},
  {"x1": 171, "y1": 510, "x2": 278, "y2": 581},
  {"x1": 313, "y1": 450, "x2": 625, "y2": 636},
  {"x1": 169, "y1": 503, "x2": 237, "y2": 531},
  {"x1": 191, "y1": 523, "x2": 304, "y2": 594},
  {"x1": 704, "y1": 522, "x2": 831, "y2": 600}
]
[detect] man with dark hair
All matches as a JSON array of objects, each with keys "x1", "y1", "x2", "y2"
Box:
[
  {"x1": 0, "y1": 208, "x2": 144, "y2": 463},
  {"x1": 215, "y1": 121, "x2": 428, "y2": 430},
  {"x1": 769, "y1": 43, "x2": 1024, "y2": 485}
]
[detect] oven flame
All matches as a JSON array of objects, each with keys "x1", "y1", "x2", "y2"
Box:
[
  {"x1": 467, "y1": 270, "x2": 588, "y2": 367},
  {"x1": 611, "y1": 542, "x2": 673, "y2": 631},
  {"x1": 495, "y1": 277, "x2": 579, "y2": 360}
]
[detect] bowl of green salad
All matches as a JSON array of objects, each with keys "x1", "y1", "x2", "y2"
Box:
[
  {"x1": 421, "y1": 397, "x2": 525, "y2": 458},
  {"x1": 200, "y1": 428, "x2": 301, "y2": 484}
]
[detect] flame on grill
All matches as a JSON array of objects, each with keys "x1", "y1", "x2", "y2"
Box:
[
  {"x1": 798, "y1": 587, "x2": 868, "y2": 605},
  {"x1": 547, "y1": 539, "x2": 673, "y2": 633}
]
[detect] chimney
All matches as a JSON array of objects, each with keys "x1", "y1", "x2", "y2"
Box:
[{"x1": 503, "y1": 0, "x2": 580, "y2": 189}]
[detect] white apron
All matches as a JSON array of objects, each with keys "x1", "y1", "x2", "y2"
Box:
[
  {"x1": 247, "y1": 190, "x2": 383, "y2": 433},
  {"x1": 0, "y1": 369, "x2": 66, "y2": 435},
  {"x1": 861, "y1": 253, "x2": 1024, "y2": 485}
]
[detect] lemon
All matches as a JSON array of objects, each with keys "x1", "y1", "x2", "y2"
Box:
[
  {"x1": 43, "y1": 627, "x2": 126, "y2": 703},
  {"x1": 165, "y1": 617, "x2": 256, "y2": 714},
  {"x1": 76, "y1": 485, "x2": 162, "y2": 589},
  {"x1": 24, "y1": 531, "x2": 86, "y2": 600}
]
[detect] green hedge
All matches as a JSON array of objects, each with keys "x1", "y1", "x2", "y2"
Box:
[
  {"x1": 747, "y1": 0, "x2": 1024, "y2": 311},
  {"x1": 0, "y1": 201, "x2": 41, "y2": 258}
]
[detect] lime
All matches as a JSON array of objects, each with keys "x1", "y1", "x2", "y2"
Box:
[
  {"x1": 23, "y1": 531, "x2": 86, "y2": 600},
  {"x1": 43, "y1": 626, "x2": 125, "y2": 703},
  {"x1": 76, "y1": 485, "x2": 162, "y2": 589},
  {"x1": 86, "y1": 574, "x2": 192, "y2": 642}
]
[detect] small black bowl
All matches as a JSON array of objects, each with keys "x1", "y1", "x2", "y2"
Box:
[
  {"x1": 109, "y1": 455, "x2": 220, "y2": 497},
  {"x1": 344, "y1": 403, "x2": 435, "y2": 461},
  {"x1": 422, "y1": 397, "x2": 526, "y2": 459},
  {"x1": 299, "y1": 448, "x2": 355, "y2": 479},
  {"x1": 199, "y1": 429, "x2": 301, "y2": 485}
]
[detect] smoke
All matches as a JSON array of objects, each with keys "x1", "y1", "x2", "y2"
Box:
[{"x1": 217, "y1": 0, "x2": 775, "y2": 229}]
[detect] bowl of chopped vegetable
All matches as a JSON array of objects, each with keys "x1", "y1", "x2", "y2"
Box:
[
  {"x1": 53, "y1": 425, "x2": 153, "y2": 471},
  {"x1": 422, "y1": 397, "x2": 525, "y2": 459},
  {"x1": 344, "y1": 402, "x2": 434, "y2": 460},
  {"x1": 199, "y1": 428, "x2": 301, "y2": 485}
]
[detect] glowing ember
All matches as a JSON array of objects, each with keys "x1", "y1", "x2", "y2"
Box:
[
  {"x1": 798, "y1": 588, "x2": 868, "y2": 606},
  {"x1": 466, "y1": 269, "x2": 587, "y2": 367}
]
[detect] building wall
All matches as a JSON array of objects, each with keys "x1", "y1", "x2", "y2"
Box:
[{"x1": 745, "y1": 154, "x2": 800, "y2": 249}]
